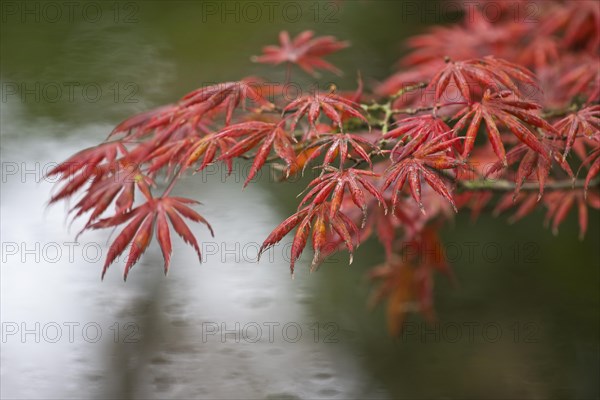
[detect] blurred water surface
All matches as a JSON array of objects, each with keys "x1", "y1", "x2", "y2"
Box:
[{"x1": 1, "y1": 2, "x2": 598, "y2": 399}]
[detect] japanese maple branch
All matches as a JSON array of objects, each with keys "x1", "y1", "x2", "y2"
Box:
[
  {"x1": 451, "y1": 175, "x2": 599, "y2": 192},
  {"x1": 361, "y1": 83, "x2": 427, "y2": 134}
]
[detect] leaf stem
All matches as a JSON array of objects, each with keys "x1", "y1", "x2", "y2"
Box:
[{"x1": 162, "y1": 167, "x2": 184, "y2": 198}]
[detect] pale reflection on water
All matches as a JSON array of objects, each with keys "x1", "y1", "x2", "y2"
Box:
[{"x1": 0, "y1": 100, "x2": 386, "y2": 399}]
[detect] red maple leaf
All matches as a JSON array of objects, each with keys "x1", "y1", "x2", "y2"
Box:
[
  {"x1": 283, "y1": 91, "x2": 368, "y2": 133},
  {"x1": 47, "y1": 142, "x2": 155, "y2": 230},
  {"x1": 216, "y1": 121, "x2": 297, "y2": 186},
  {"x1": 452, "y1": 89, "x2": 554, "y2": 163},
  {"x1": 259, "y1": 202, "x2": 359, "y2": 273},
  {"x1": 383, "y1": 132, "x2": 461, "y2": 213},
  {"x1": 179, "y1": 79, "x2": 274, "y2": 125},
  {"x1": 146, "y1": 133, "x2": 237, "y2": 176},
  {"x1": 328, "y1": 195, "x2": 420, "y2": 260},
  {"x1": 578, "y1": 142, "x2": 600, "y2": 195},
  {"x1": 109, "y1": 104, "x2": 183, "y2": 141},
  {"x1": 559, "y1": 55, "x2": 600, "y2": 104},
  {"x1": 553, "y1": 105, "x2": 600, "y2": 160},
  {"x1": 540, "y1": 0, "x2": 600, "y2": 51},
  {"x1": 494, "y1": 192, "x2": 540, "y2": 223},
  {"x1": 368, "y1": 227, "x2": 451, "y2": 335},
  {"x1": 298, "y1": 167, "x2": 385, "y2": 227},
  {"x1": 516, "y1": 36, "x2": 560, "y2": 71},
  {"x1": 384, "y1": 114, "x2": 453, "y2": 156},
  {"x1": 486, "y1": 137, "x2": 574, "y2": 199},
  {"x1": 543, "y1": 189, "x2": 600, "y2": 239},
  {"x1": 90, "y1": 196, "x2": 214, "y2": 280},
  {"x1": 252, "y1": 30, "x2": 349, "y2": 76},
  {"x1": 300, "y1": 133, "x2": 375, "y2": 171},
  {"x1": 70, "y1": 162, "x2": 154, "y2": 230},
  {"x1": 426, "y1": 56, "x2": 537, "y2": 104},
  {"x1": 47, "y1": 141, "x2": 125, "y2": 188},
  {"x1": 109, "y1": 79, "x2": 273, "y2": 143}
]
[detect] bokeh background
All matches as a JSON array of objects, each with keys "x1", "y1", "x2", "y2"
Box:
[{"x1": 1, "y1": 1, "x2": 598, "y2": 399}]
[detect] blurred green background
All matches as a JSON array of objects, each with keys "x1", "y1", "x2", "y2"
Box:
[{"x1": 1, "y1": 1, "x2": 598, "y2": 399}]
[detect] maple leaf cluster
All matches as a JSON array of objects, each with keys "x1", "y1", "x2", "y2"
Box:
[{"x1": 49, "y1": 1, "x2": 599, "y2": 334}]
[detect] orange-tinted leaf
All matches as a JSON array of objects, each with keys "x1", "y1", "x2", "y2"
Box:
[{"x1": 259, "y1": 203, "x2": 358, "y2": 274}]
